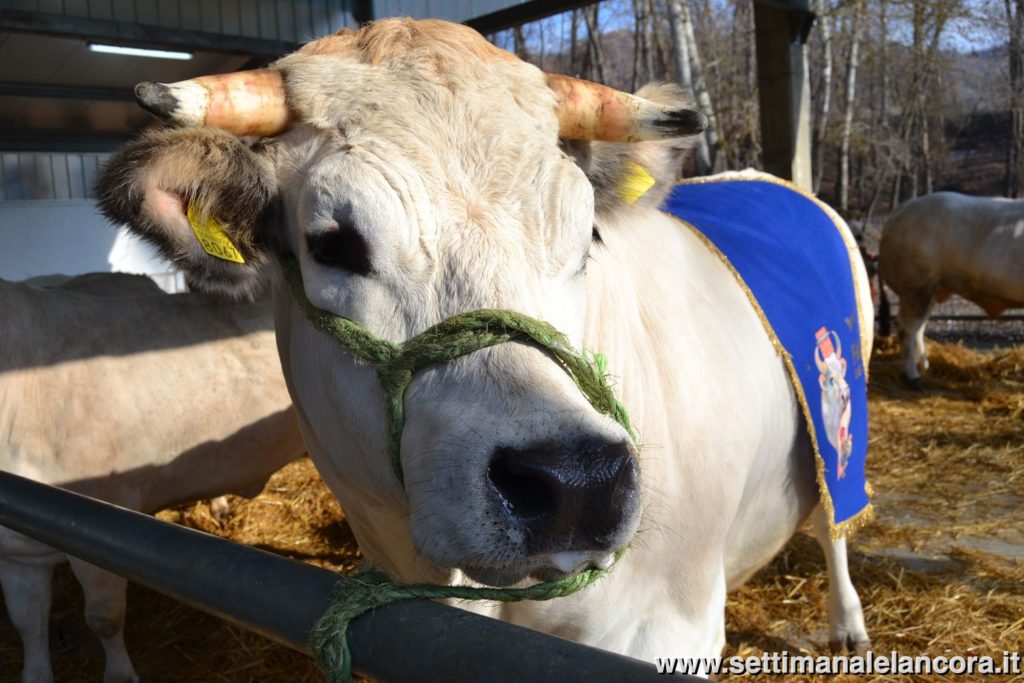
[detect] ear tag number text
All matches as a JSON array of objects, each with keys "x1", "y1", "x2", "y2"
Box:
[{"x1": 187, "y1": 203, "x2": 246, "y2": 264}]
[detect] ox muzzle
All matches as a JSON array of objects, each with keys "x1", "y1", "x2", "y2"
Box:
[
  {"x1": 281, "y1": 257, "x2": 641, "y2": 579},
  {"x1": 280, "y1": 257, "x2": 636, "y2": 484}
]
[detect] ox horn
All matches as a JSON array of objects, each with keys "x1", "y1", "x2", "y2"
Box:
[
  {"x1": 548, "y1": 74, "x2": 708, "y2": 143},
  {"x1": 134, "y1": 69, "x2": 291, "y2": 137}
]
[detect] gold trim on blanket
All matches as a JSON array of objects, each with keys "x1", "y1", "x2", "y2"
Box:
[{"x1": 667, "y1": 171, "x2": 875, "y2": 540}]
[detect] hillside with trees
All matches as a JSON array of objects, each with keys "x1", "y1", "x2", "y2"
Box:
[{"x1": 488, "y1": 0, "x2": 1021, "y2": 224}]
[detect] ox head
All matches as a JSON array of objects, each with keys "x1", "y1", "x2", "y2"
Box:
[{"x1": 97, "y1": 19, "x2": 706, "y2": 586}]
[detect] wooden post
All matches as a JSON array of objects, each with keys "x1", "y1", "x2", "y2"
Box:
[{"x1": 753, "y1": 0, "x2": 815, "y2": 191}]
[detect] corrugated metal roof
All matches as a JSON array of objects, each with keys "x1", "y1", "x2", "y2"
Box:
[{"x1": 0, "y1": 0, "x2": 360, "y2": 160}]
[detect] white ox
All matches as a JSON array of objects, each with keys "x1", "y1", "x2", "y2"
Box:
[
  {"x1": 96, "y1": 19, "x2": 872, "y2": 669},
  {"x1": 0, "y1": 273, "x2": 305, "y2": 683},
  {"x1": 879, "y1": 191, "x2": 1024, "y2": 382}
]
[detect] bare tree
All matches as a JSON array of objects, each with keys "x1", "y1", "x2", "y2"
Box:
[
  {"x1": 642, "y1": 0, "x2": 656, "y2": 82},
  {"x1": 648, "y1": 0, "x2": 671, "y2": 79},
  {"x1": 912, "y1": 1, "x2": 933, "y2": 196},
  {"x1": 686, "y1": 0, "x2": 727, "y2": 170},
  {"x1": 582, "y1": 4, "x2": 608, "y2": 84},
  {"x1": 483, "y1": 0, "x2": 1006, "y2": 212},
  {"x1": 632, "y1": 0, "x2": 648, "y2": 91},
  {"x1": 837, "y1": 0, "x2": 863, "y2": 213},
  {"x1": 513, "y1": 25, "x2": 529, "y2": 61},
  {"x1": 738, "y1": 0, "x2": 756, "y2": 106},
  {"x1": 570, "y1": 9, "x2": 582, "y2": 76},
  {"x1": 725, "y1": 0, "x2": 761, "y2": 169},
  {"x1": 537, "y1": 17, "x2": 546, "y2": 71},
  {"x1": 739, "y1": 0, "x2": 760, "y2": 168},
  {"x1": 667, "y1": 0, "x2": 713, "y2": 173},
  {"x1": 916, "y1": 0, "x2": 958, "y2": 195},
  {"x1": 812, "y1": 0, "x2": 834, "y2": 194},
  {"x1": 1007, "y1": 0, "x2": 1024, "y2": 197},
  {"x1": 668, "y1": 0, "x2": 722, "y2": 172},
  {"x1": 878, "y1": 0, "x2": 890, "y2": 126},
  {"x1": 879, "y1": 0, "x2": 958, "y2": 203}
]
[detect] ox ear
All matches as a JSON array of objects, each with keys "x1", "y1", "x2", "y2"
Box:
[
  {"x1": 563, "y1": 83, "x2": 699, "y2": 219},
  {"x1": 96, "y1": 127, "x2": 280, "y2": 300}
]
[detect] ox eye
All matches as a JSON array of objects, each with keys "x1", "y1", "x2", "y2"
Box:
[
  {"x1": 577, "y1": 226, "x2": 600, "y2": 274},
  {"x1": 307, "y1": 224, "x2": 372, "y2": 275}
]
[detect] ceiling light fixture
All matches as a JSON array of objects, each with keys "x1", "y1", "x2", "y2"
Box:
[{"x1": 88, "y1": 44, "x2": 193, "y2": 60}]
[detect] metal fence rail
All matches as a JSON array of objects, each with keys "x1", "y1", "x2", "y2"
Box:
[
  {"x1": 0, "y1": 471, "x2": 705, "y2": 682},
  {"x1": 929, "y1": 314, "x2": 1024, "y2": 322}
]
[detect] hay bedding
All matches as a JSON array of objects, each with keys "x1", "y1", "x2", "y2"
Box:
[
  {"x1": 723, "y1": 339, "x2": 1024, "y2": 682},
  {"x1": 0, "y1": 459, "x2": 348, "y2": 682},
  {"x1": 1, "y1": 342, "x2": 1021, "y2": 682}
]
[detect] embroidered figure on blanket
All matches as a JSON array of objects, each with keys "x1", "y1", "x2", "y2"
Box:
[{"x1": 815, "y1": 327, "x2": 853, "y2": 479}]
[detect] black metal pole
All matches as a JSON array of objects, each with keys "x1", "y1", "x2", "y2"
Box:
[{"x1": 0, "y1": 471, "x2": 704, "y2": 682}]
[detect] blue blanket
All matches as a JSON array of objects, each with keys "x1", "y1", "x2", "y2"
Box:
[{"x1": 660, "y1": 174, "x2": 872, "y2": 536}]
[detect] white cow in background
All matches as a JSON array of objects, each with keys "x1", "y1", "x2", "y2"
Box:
[
  {"x1": 0, "y1": 274, "x2": 306, "y2": 683},
  {"x1": 97, "y1": 18, "x2": 873, "y2": 671},
  {"x1": 879, "y1": 192, "x2": 1024, "y2": 382},
  {"x1": 19, "y1": 272, "x2": 232, "y2": 521}
]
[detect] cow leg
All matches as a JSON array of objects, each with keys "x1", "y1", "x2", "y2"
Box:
[
  {"x1": 67, "y1": 559, "x2": 138, "y2": 683},
  {"x1": 912, "y1": 306, "x2": 933, "y2": 373},
  {"x1": 0, "y1": 559, "x2": 55, "y2": 683},
  {"x1": 809, "y1": 505, "x2": 869, "y2": 654},
  {"x1": 705, "y1": 567, "x2": 728, "y2": 661},
  {"x1": 896, "y1": 291, "x2": 933, "y2": 382}
]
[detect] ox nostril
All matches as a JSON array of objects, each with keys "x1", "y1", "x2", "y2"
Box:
[
  {"x1": 488, "y1": 447, "x2": 556, "y2": 520},
  {"x1": 488, "y1": 439, "x2": 639, "y2": 555}
]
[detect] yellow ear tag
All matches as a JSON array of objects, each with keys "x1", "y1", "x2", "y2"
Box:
[
  {"x1": 186, "y1": 203, "x2": 245, "y2": 264},
  {"x1": 618, "y1": 162, "x2": 656, "y2": 205}
]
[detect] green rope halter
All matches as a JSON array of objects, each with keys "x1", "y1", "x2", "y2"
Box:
[
  {"x1": 281, "y1": 257, "x2": 635, "y2": 483},
  {"x1": 280, "y1": 256, "x2": 635, "y2": 682},
  {"x1": 309, "y1": 557, "x2": 621, "y2": 683}
]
